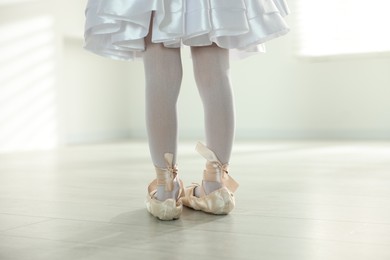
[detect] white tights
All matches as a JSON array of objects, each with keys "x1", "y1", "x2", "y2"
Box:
[{"x1": 143, "y1": 19, "x2": 235, "y2": 201}]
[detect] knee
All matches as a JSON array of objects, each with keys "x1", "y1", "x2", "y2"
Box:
[{"x1": 194, "y1": 66, "x2": 231, "y2": 92}]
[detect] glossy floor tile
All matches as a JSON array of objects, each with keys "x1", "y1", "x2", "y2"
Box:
[{"x1": 0, "y1": 140, "x2": 390, "y2": 259}]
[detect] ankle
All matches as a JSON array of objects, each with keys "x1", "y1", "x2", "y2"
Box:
[
  {"x1": 193, "y1": 142, "x2": 239, "y2": 197},
  {"x1": 154, "y1": 153, "x2": 180, "y2": 201},
  {"x1": 156, "y1": 178, "x2": 180, "y2": 201},
  {"x1": 195, "y1": 180, "x2": 222, "y2": 197}
]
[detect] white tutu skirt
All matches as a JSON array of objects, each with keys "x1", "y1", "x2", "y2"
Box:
[{"x1": 84, "y1": 0, "x2": 290, "y2": 61}]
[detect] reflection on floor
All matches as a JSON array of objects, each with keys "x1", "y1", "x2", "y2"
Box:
[{"x1": 0, "y1": 140, "x2": 390, "y2": 260}]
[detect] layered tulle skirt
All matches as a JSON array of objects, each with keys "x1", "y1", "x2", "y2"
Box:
[{"x1": 84, "y1": 0, "x2": 290, "y2": 61}]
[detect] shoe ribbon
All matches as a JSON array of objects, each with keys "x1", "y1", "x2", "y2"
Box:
[
  {"x1": 196, "y1": 142, "x2": 239, "y2": 193},
  {"x1": 155, "y1": 153, "x2": 178, "y2": 192}
]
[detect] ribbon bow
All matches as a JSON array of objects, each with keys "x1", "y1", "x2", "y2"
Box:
[
  {"x1": 156, "y1": 153, "x2": 178, "y2": 192},
  {"x1": 196, "y1": 142, "x2": 239, "y2": 193}
]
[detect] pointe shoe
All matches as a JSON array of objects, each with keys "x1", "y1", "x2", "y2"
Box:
[
  {"x1": 182, "y1": 142, "x2": 239, "y2": 215},
  {"x1": 146, "y1": 153, "x2": 184, "y2": 220}
]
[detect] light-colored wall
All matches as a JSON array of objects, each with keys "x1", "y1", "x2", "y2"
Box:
[
  {"x1": 1, "y1": 0, "x2": 390, "y2": 153},
  {"x1": 229, "y1": 40, "x2": 390, "y2": 140},
  {"x1": 59, "y1": 38, "x2": 136, "y2": 144},
  {"x1": 0, "y1": 1, "x2": 64, "y2": 152}
]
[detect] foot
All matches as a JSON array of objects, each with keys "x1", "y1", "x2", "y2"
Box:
[
  {"x1": 146, "y1": 153, "x2": 184, "y2": 220},
  {"x1": 157, "y1": 178, "x2": 181, "y2": 201},
  {"x1": 182, "y1": 142, "x2": 239, "y2": 215}
]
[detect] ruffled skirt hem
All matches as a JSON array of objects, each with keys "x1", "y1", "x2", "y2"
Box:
[{"x1": 84, "y1": 0, "x2": 290, "y2": 61}]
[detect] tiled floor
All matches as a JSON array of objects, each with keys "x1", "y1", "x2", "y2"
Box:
[{"x1": 0, "y1": 140, "x2": 390, "y2": 259}]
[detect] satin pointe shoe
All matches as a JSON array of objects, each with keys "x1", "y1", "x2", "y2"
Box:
[
  {"x1": 182, "y1": 142, "x2": 239, "y2": 215},
  {"x1": 145, "y1": 153, "x2": 184, "y2": 221}
]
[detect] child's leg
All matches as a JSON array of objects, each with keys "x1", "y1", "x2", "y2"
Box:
[
  {"x1": 143, "y1": 18, "x2": 183, "y2": 201},
  {"x1": 190, "y1": 44, "x2": 235, "y2": 195}
]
